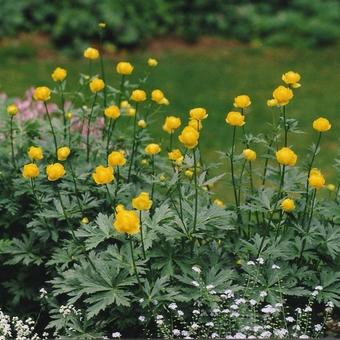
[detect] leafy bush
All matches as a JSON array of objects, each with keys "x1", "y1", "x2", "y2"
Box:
[{"x1": 0, "y1": 38, "x2": 340, "y2": 338}]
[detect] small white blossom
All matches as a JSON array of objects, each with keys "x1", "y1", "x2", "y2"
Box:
[
  {"x1": 235, "y1": 298, "x2": 246, "y2": 305},
  {"x1": 192, "y1": 265, "x2": 201, "y2": 273},
  {"x1": 247, "y1": 261, "x2": 255, "y2": 266},
  {"x1": 295, "y1": 307, "x2": 302, "y2": 314},
  {"x1": 39, "y1": 288, "x2": 47, "y2": 299},
  {"x1": 139, "y1": 298, "x2": 144, "y2": 303},
  {"x1": 234, "y1": 332, "x2": 247, "y2": 338},
  {"x1": 259, "y1": 331, "x2": 272, "y2": 338},
  {"x1": 211, "y1": 332, "x2": 219, "y2": 338},
  {"x1": 156, "y1": 314, "x2": 164, "y2": 320},
  {"x1": 260, "y1": 291, "x2": 267, "y2": 297},
  {"x1": 177, "y1": 310, "x2": 184, "y2": 317},
  {"x1": 286, "y1": 316, "x2": 295, "y2": 322},
  {"x1": 206, "y1": 284, "x2": 215, "y2": 290},
  {"x1": 173, "y1": 329, "x2": 181, "y2": 336},
  {"x1": 231, "y1": 311, "x2": 240, "y2": 318},
  {"x1": 274, "y1": 329, "x2": 288, "y2": 338},
  {"x1": 257, "y1": 257, "x2": 265, "y2": 264},
  {"x1": 168, "y1": 303, "x2": 177, "y2": 310},
  {"x1": 230, "y1": 304, "x2": 239, "y2": 310},
  {"x1": 156, "y1": 319, "x2": 164, "y2": 325},
  {"x1": 111, "y1": 332, "x2": 121, "y2": 338},
  {"x1": 224, "y1": 289, "x2": 234, "y2": 298},
  {"x1": 192, "y1": 309, "x2": 200, "y2": 315},
  {"x1": 314, "y1": 324, "x2": 322, "y2": 332},
  {"x1": 206, "y1": 321, "x2": 214, "y2": 327},
  {"x1": 299, "y1": 335, "x2": 309, "y2": 339},
  {"x1": 304, "y1": 306, "x2": 312, "y2": 312},
  {"x1": 181, "y1": 330, "x2": 189, "y2": 337},
  {"x1": 191, "y1": 322, "x2": 199, "y2": 330},
  {"x1": 249, "y1": 299, "x2": 257, "y2": 306},
  {"x1": 253, "y1": 325, "x2": 263, "y2": 332},
  {"x1": 191, "y1": 280, "x2": 200, "y2": 287},
  {"x1": 272, "y1": 264, "x2": 280, "y2": 269},
  {"x1": 315, "y1": 285, "x2": 323, "y2": 291},
  {"x1": 138, "y1": 316, "x2": 145, "y2": 322},
  {"x1": 311, "y1": 290, "x2": 319, "y2": 296},
  {"x1": 261, "y1": 305, "x2": 277, "y2": 314},
  {"x1": 222, "y1": 308, "x2": 230, "y2": 314},
  {"x1": 212, "y1": 308, "x2": 220, "y2": 314}
]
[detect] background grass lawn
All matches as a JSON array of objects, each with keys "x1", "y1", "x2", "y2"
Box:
[{"x1": 1, "y1": 42, "x2": 339, "y2": 200}]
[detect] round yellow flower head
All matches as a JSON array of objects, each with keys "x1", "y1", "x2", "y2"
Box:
[
  {"x1": 108, "y1": 150, "x2": 126, "y2": 167},
  {"x1": 81, "y1": 217, "x2": 89, "y2": 224},
  {"x1": 178, "y1": 126, "x2": 199, "y2": 149},
  {"x1": 159, "y1": 174, "x2": 166, "y2": 181},
  {"x1": 185, "y1": 169, "x2": 193, "y2": 178},
  {"x1": 213, "y1": 199, "x2": 225, "y2": 208},
  {"x1": 159, "y1": 97, "x2": 170, "y2": 105},
  {"x1": 127, "y1": 107, "x2": 136, "y2": 116},
  {"x1": 276, "y1": 147, "x2": 297, "y2": 167},
  {"x1": 168, "y1": 149, "x2": 183, "y2": 165},
  {"x1": 327, "y1": 184, "x2": 336, "y2": 191},
  {"x1": 189, "y1": 107, "x2": 208, "y2": 121},
  {"x1": 148, "y1": 58, "x2": 158, "y2": 67},
  {"x1": 84, "y1": 47, "x2": 99, "y2": 60},
  {"x1": 267, "y1": 98, "x2": 278, "y2": 107},
  {"x1": 309, "y1": 172, "x2": 325, "y2": 189},
  {"x1": 98, "y1": 22, "x2": 106, "y2": 29},
  {"x1": 243, "y1": 148, "x2": 256, "y2": 161},
  {"x1": 137, "y1": 120, "x2": 146, "y2": 128},
  {"x1": 120, "y1": 100, "x2": 130, "y2": 109},
  {"x1": 28, "y1": 146, "x2": 43, "y2": 161},
  {"x1": 282, "y1": 71, "x2": 301, "y2": 88},
  {"x1": 272, "y1": 86, "x2": 293, "y2": 106},
  {"x1": 46, "y1": 163, "x2": 65, "y2": 181},
  {"x1": 130, "y1": 89, "x2": 147, "y2": 102},
  {"x1": 163, "y1": 116, "x2": 181, "y2": 133},
  {"x1": 281, "y1": 198, "x2": 295, "y2": 212},
  {"x1": 188, "y1": 117, "x2": 202, "y2": 131},
  {"x1": 141, "y1": 159, "x2": 149, "y2": 166},
  {"x1": 66, "y1": 112, "x2": 73, "y2": 120},
  {"x1": 234, "y1": 95, "x2": 251, "y2": 109},
  {"x1": 57, "y1": 146, "x2": 71, "y2": 161},
  {"x1": 104, "y1": 105, "x2": 120, "y2": 119},
  {"x1": 310, "y1": 168, "x2": 322, "y2": 177},
  {"x1": 151, "y1": 89, "x2": 165, "y2": 103},
  {"x1": 114, "y1": 206, "x2": 140, "y2": 235},
  {"x1": 89, "y1": 78, "x2": 105, "y2": 93},
  {"x1": 51, "y1": 67, "x2": 67, "y2": 82},
  {"x1": 33, "y1": 86, "x2": 51, "y2": 102},
  {"x1": 132, "y1": 192, "x2": 153, "y2": 211},
  {"x1": 92, "y1": 165, "x2": 114, "y2": 185},
  {"x1": 7, "y1": 104, "x2": 18, "y2": 116},
  {"x1": 312, "y1": 117, "x2": 331, "y2": 132},
  {"x1": 145, "y1": 143, "x2": 161, "y2": 155},
  {"x1": 225, "y1": 111, "x2": 245, "y2": 127},
  {"x1": 116, "y1": 61, "x2": 134, "y2": 75},
  {"x1": 22, "y1": 163, "x2": 39, "y2": 179}
]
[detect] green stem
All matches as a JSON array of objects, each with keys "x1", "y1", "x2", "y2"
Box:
[
  {"x1": 10, "y1": 116, "x2": 16, "y2": 169},
  {"x1": 169, "y1": 132, "x2": 173, "y2": 151},
  {"x1": 192, "y1": 148, "x2": 198, "y2": 235},
  {"x1": 68, "y1": 159, "x2": 83, "y2": 213},
  {"x1": 151, "y1": 156, "x2": 155, "y2": 202},
  {"x1": 68, "y1": 116, "x2": 72, "y2": 147},
  {"x1": 59, "y1": 82, "x2": 67, "y2": 140},
  {"x1": 237, "y1": 160, "x2": 246, "y2": 204},
  {"x1": 86, "y1": 93, "x2": 98, "y2": 162},
  {"x1": 99, "y1": 31, "x2": 107, "y2": 108},
  {"x1": 249, "y1": 161, "x2": 260, "y2": 228},
  {"x1": 127, "y1": 103, "x2": 139, "y2": 182},
  {"x1": 139, "y1": 211, "x2": 146, "y2": 260},
  {"x1": 44, "y1": 102, "x2": 58, "y2": 157},
  {"x1": 106, "y1": 119, "x2": 114, "y2": 157},
  {"x1": 105, "y1": 184, "x2": 114, "y2": 208},
  {"x1": 128, "y1": 235, "x2": 142, "y2": 287},
  {"x1": 282, "y1": 105, "x2": 288, "y2": 147}
]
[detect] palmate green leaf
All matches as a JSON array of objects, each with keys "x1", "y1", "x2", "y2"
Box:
[
  {"x1": 314, "y1": 270, "x2": 340, "y2": 306},
  {"x1": 314, "y1": 224, "x2": 340, "y2": 259}
]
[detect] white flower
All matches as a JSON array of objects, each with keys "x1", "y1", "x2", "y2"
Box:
[
  {"x1": 192, "y1": 265, "x2": 201, "y2": 273},
  {"x1": 286, "y1": 316, "x2": 295, "y2": 322},
  {"x1": 274, "y1": 329, "x2": 288, "y2": 338},
  {"x1": 315, "y1": 285, "x2": 323, "y2": 291},
  {"x1": 191, "y1": 322, "x2": 199, "y2": 330},
  {"x1": 168, "y1": 303, "x2": 177, "y2": 310},
  {"x1": 311, "y1": 290, "x2": 319, "y2": 296},
  {"x1": 173, "y1": 329, "x2": 181, "y2": 336},
  {"x1": 222, "y1": 308, "x2": 230, "y2": 314},
  {"x1": 210, "y1": 290, "x2": 217, "y2": 295},
  {"x1": 314, "y1": 324, "x2": 322, "y2": 332},
  {"x1": 192, "y1": 309, "x2": 200, "y2": 315},
  {"x1": 205, "y1": 322, "x2": 214, "y2": 327},
  {"x1": 272, "y1": 264, "x2": 280, "y2": 269},
  {"x1": 191, "y1": 280, "x2": 200, "y2": 287},
  {"x1": 138, "y1": 316, "x2": 145, "y2": 322},
  {"x1": 177, "y1": 310, "x2": 184, "y2": 317},
  {"x1": 231, "y1": 311, "x2": 240, "y2": 318},
  {"x1": 39, "y1": 288, "x2": 47, "y2": 299},
  {"x1": 181, "y1": 330, "x2": 189, "y2": 337},
  {"x1": 260, "y1": 291, "x2": 267, "y2": 297},
  {"x1": 257, "y1": 257, "x2": 265, "y2": 264},
  {"x1": 234, "y1": 332, "x2": 247, "y2": 338},
  {"x1": 206, "y1": 284, "x2": 215, "y2": 290},
  {"x1": 139, "y1": 298, "x2": 144, "y2": 303},
  {"x1": 259, "y1": 331, "x2": 272, "y2": 338},
  {"x1": 212, "y1": 308, "x2": 220, "y2": 314},
  {"x1": 304, "y1": 306, "x2": 312, "y2": 312},
  {"x1": 253, "y1": 325, "x2": 263, "y2": 332},
  {"x1": 261, "y1": 305, "x2": 277, "y2": 314},
  {"x1": 156, "y1": 314, "x2": 164, "y2": 320},
  {"x1": 224, "y1": 289, "x2": 234, "y2": 298},
  {"x1": 275, "y1": 303, "x2": 283, "y2": 308},
  {"x1": 230, "y1": 304, "x2": 239, "y2": 310},
  {"x1": 111, "y1": 332, "x2": 121, "y2": 338},
  {"x1": 326, "y1": 301, "x2": 334, "y2": 312},
  {"x1": 247, "y1": 261, "x2": 255, "y2": 266},
  {"x1": 295, "y1": 307, "x2": 302, "y2": 314},
  {"x1": 211, "y1": 332, "x2": 219, "y2": 338},
  {"x1": 299, "y1": 335, "x2": 309, "y2": 339},
  {"x1": 156, "y1": 319, "x2": 164, "y2": 325},
  {"x1": 235, "y1": 298, "x2": 246, "y2": 305},
  {"x1": 249, "y1": 299, "x2": 257, "y2": 306}
]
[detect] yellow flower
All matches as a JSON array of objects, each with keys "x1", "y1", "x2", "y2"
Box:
[
  {"x1": 272, "y1": 86, "x2": 293, "y2": 106},
  {"x1": 120, "y1": 100, "x2": 130, "y2": 109},
  {"x1": 162, "y1": 116, "x2": 181, "y2": 133},
  {"x1": 189, "y1": 107, "x2": 208, "y2": 121},
  {"x1": 137, "y1": 119, "x2": 147, "y2": 128},
  {"x1": 27, "y1": 146, "x2": 43, "y2": 161},
  {"x1": 89, "y1": 78, "x2": 105, "y2": 93},
  {"x1": 46, "y1": 163, "x2": 65, "y2": 181},
  {"x1": 312, "y1": 117, "x2": 331, "y2": 132},
  {"x1": 178, "y1": 126, "x2": 199, "y2": 149},
  {"x1": 148, "y1": 58, "x2": 158, "y2": 67},
  {"x1": 98, "y1": 22, "x2": 106, "y2": 29},
  {"x1": 116, "y1": 61, "x2": 134, "y2": 75},
  {"x1": 327, "y1": 184, "x2": 336, "y2": 191},
  {"x1": 130, "y1": 89, "x2": 147, "y2": 102},
  {"x1": 132, "y1": 192, "x2": 153, "y2": 210},
  {"x1": 151, "y1": 89, "x2": 165, "y2": 103},
  {"x1": 81, "y1": 217, "x2": 89, "y2": 224},
  {"x1": 185, "y1": 169, "x2": 193, "y2": 178},
  {"x1": 213, "y1": 199, "x2": 225, "y2": 208},
  {"x1": 7, "y1": 104, "x2": 18, "y2": 116},
  {"x1": 127, "y1": 108, "x2": 136, "y2": 116},
  {"x1": 33, "y1": 86, "x2": 51, "y2": 101},
  {"x1": 168, "y1": 149, "x2": 183, "y2": 165},
  {"x1": 267, "y1": 98, "x2": 278, "y2": 107},
  {"x1": 159, "y1": 97, "x2": 170, "y2": 105},
  {"x1": 282, "y1": 71, "x2": 301, "y2": 88},
  {"x1": 309, "y1": 171, "x2": 325, "y2": 189},
  {"x1": 66, "y1": 112, "x2": 73, "y2": 120},
  {"x1": 188, "y1": 118, "x2": 202, "y2": 131},
  {"x1": 57, "y1": 147, "x2": 71, "y2": 161},
  {"x1": 276, "y1": 147, "x2": 297, "y2": 166},
  {"x1": 234, "y1": 95, "x2": 251, "y2": 109},
  {"x1": 310, "y1": 168, "x2": 322, "y2": 177},
  {"x1": 113, "y1": 206, "x2": 140, "y2": 234},
  {"x1": 92, "y1": 165, "x2": 114, "y2": 185},
  {"x1": 22, "y1": 163, "x2": 39, "y2": 179},
  {"x1": 141, "y1": 159, "x2": 149, "y2": 165},
  {"x1": 104, "y1": 105, "x2": 120, "y2": 119},
  {"x1": 225, "y1": 111, "x2": 245, "y2": 127},
  {"x1": 51, "y1": 67, "x2": 67, "y2": 82},
  {"x1": 145, "y1": 143, "x2": 161, "y2": 155},
  {"x1": 281, "y1": 198, "x2": 295, "y2": 212},
  {"x1": 159, "y1": 174, "x2": 166, "y2": 181},
  {"x1": 84, "y1": 47, "x2": 99, "y2": 60},
  {"x1": 108, "y1": 151, "x2": 126, "y2": 167},
  {"x1": 243, "y1": 148, "x2": 256, "y2": 161}
]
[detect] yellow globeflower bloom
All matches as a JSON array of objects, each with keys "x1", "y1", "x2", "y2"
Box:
[
  {"x1": 276, "y1": 147, "x2": 297, "y2": 167},
  {"x1": 116, "y1": 61, "x2": 134, "y2": 75},
  {"x1": 159, "y1": 97, "x2": 170, "y2": 105},
  {"x1": 145, "y1": 143, "x2": 161, "y2": 155},
  {"x1": 81, "y1": 217, "x2": 89, "y2": 224},
  {"x1": 151, "y1": 89, "x2": 165, "y2": 103},
  {"x1": 33, "y1": 86, "x2": 51, "y2": 101},
  {"x1": 178, "y1": 126, "x2": 199, "y2": 149},
  {"x1": 282, "y1": 71, "x2": 301, "y2": 88},
  {"x1": 130, "y1": 89, "x2": 147, "y2": 102},
  {"x1": 89, "y1": 78, "x2": 105, "y2": 93},
  {"x1": 272, "y1": 86, "x2": 293, "y2": 106},
  {"x1": 7, "y1": 104, "x2": 18, "y2": 116},
  {"x1": 51, "y1": 67, "x2": 67, "y2": 82},
  {"x1": 22, "y1": 163, "x2": 39, "y2": 179},
  {"x1": 234, "y1": 95, "x2": 251, "y2": 109},
  {"x1": 104, "y1": 106, "x2": 120, "y2": 119},
  {"x1": 225, "y1": 111, "x2": 245, "y2": 127},
  {"x1": 327, "y1": 184, "x2": 336, "y2": 191},
  {"x1": 243, "y1": 148, "x2": 256, "y2": 161},
  {"x1": 188, "y1": 117, "x2": 203, "y2": 131},
  {"x1": 92, "y1": 165, "x2": 114, "y2": 185},
  {"x1": 162, "y1": 116, "x2": 181, "y2": 133},
  {"x1": 46, "y1": 163, "x2": 65, "y2": 181},
  {"x1": 66, "y1": 112, "x2": 73, "y2": 120},
  {"x1": 147, "y1": 58, "x2": 158, "y2": 67},
  {"x1": 57, "y1": 147, "x2": 71, "y2": 161},
  {"x1": 312, "y1": 117, "x2": 331, "y2": 132},
  {"x1": 310, "y1": 168, "x2": 322, "y2": 177},
  {"x1": 108, "y1": 151, "x2": 126, "y2": 167},
  {"x1": 113, "y1": 206, "x2": 140, "y2": 234},
  {"x1": 132, "y1": 192, "x2": 153, "y2": 211},
  {"x1": 120, "y1": 100, "x2": 130, "y2": 109},
  {"x1": 281, "y1": 198, "x2": 295, "y2": 212},
  {"x1": 138, "y1": 119, "x2": 147, "y2": 128},
  {"x1": 168, "y1": 149, "x2": 183, "y2": 164},
  {"x1": 189, "y1": 107, "x2": 208, "y2": 121},
  {"x1": 309, "y1": 173, "x2": 325, "y2": 189},
  {"x1": 84, "y1": 47, "x2": 99, "y2": 60},
  {"x1": 98, "y1": 22, "x2": 106, "y2": 29},
  {"x1": 213, "y1": 199, "x2": 225, "y2": 208},
  {"x1": 267, "y1": 98, "x2": 278, "y2": 107},
  {"x1": 185, "y1": 169, "x2": 193, "y2": 178},
  {"x1": 28, "y1": 146, "x2": 43, "y2": 161}
]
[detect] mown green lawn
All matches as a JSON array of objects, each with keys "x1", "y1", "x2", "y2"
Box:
[{"x1": 1, "y1": 43, "x2": 339, "y2": 200}]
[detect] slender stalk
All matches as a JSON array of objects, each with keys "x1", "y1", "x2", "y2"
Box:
[
  {"x1": 177, "y1": 177, "x2": 184, "y2": 220},
  {"x1": 139, "y1": 211, "x2": 146, "y2": 260},
  {"x1": 192, "y1": 148, "x2": 199, "y2": 234},
  {"x1": 99, "y1": 30, "x2": 107, "y2": 108},
  {"x1": 127, "y1": 103, "x2": 139, "y2": 182},
  {"x1": 262, "y1": 138, "x2": 274, "y2": 186},
  {"x1": 59, "y1": 82, "x2": 67, "y2": 140},
  {"x1": 44, "y1": 102, "x2": 58, "y2": 157},
  {"x1": 86, "y1": 93, "x2": 98, "y2": 162},
  {"x1": 128, "y1": 235, "x2": 142, "y2": 287},
  {"x1": 30, "y1": 179, "x2": 49, "y2": 227},
  {"x1": 237, "y1": 160, "x2": 246, "y2": 204},
  {"x1": 282, "y1": 106, "x2": 288, "y2": 147},
  {"x1": 68, "y1": 159, "x2": 83, "y2": 213},
  {"x1": 151, "y1": 155, "x2": 156, "y2": 202},
  {"x1": 68, "y1": 116, "x2": 72, "y2": 147},
  {"x1": 106, "y1": 118, "x2": 114, "y2": 156},
  {"x1": 169, "y1": 132, "x2": 173, "y2": 151},
  {"x1": 249, "y1": 161, "x2": 261, "y2": 227},
  {"x1": 10, "y1": 115, "x2": 16, "y2": 169},
  {"x1": 105, "y1": 184, "x2": 114, "y2": 208}
]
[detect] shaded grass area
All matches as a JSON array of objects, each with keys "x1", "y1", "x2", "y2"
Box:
[{"x1": 1, "y1": 44, "x2": 339, "y2": 200}]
